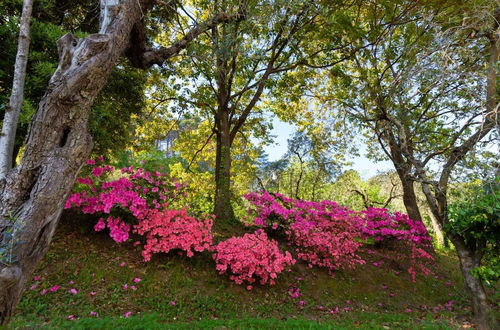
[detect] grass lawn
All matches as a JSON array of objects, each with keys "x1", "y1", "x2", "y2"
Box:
[{"x1": 8, "y1": 212, "x2": 487, "y2": 329}]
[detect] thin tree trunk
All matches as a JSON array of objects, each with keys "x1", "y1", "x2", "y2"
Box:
[
  {"x1": 421, "y1": 181, "x2": 496, "y2": 329},
  {"x1": 0, "y1": 0, "x2": 33, "y2": 179},
  {"x1": 295, "y1": 159, "x2": 304, "y2": 199},
  {"x1": 214, "y1": 112, "x2": 235, "y2": 224},
  {"x1": 396, "y1": 171, "x2": 423, "y2": 222},
  {"x1": 452, "y1": 236, "x2": 496, "y2": 329},
  {"x1": 427, "y1": 210, "x2": 446, "y2": 247},
  {"x1": 0, "y1": 0, "x2": 148, "y2": 323}
]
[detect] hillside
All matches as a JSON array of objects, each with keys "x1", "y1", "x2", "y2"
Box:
[{"x1": 9, "y1": 212, "x2": 481, "y2": 329}]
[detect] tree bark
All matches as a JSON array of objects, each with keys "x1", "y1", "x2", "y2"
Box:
[
  {"x1": 214, "y1": 111, "x2": 235, "y2": 224},
  {"x1": 399, "y1": 179, "x2": 422, "y2": 222},
  {"x1": 0, "y1": 0, "x2": 149, "y2": 324},
  {"x1": 0, "y1": 0, "x2": 33, "y2": 179},
  {"x1": 451, "y1": 236, "x2": 496, "y2": 329},
  {"x1": 427, "y1": 210, "x2": 446, "y2": 247}
]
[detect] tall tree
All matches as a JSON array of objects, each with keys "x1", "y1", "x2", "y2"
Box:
[
  {"x1": 319, "y1": 1, "x2": 498, "y2": 327},
  {"x1": 0, "y1": 0, "x2": 33, "y2": 178},
  {"x1": 147, "y1": 0, "x2": 327, "y2": 224},
  {"x1": 0, "y1": 0, "x2": 230, "y2": 322}
]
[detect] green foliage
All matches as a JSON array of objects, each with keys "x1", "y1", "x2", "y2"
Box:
[
  {"x1": 90, "y1": 63, "x2": 147, "y2": 157},
  {"x1": 112, "y1": 148, "x2": 185, "y2": 174},
  {"x1": 0, "y1": 0, "x2": 146, "y2": 162},
  {"x1": 448, "y1": 178, "x2": 500, "y2": 286}
]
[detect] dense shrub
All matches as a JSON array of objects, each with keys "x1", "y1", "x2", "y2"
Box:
[
  {"x1": 448, "y1": 179, "x2": 500, "y2": 287},
  {"x1": 356, "y1": 207, "x2": 430, "y2": 245},
  {"x1": 66, "y1": 158, "x2": 211, "y2": 262},
  {"x1": 245, "y1": 191, "x2": 434, "y2": 280},
  {"x1": 213, "y1": 230, "x2": 295, "y2": 285},
  {"x1": 135, "y1": 209, "x2": 214, "y2": 261}
]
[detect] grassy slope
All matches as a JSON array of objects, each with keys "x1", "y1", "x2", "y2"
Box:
[{"x1": 9, "y1": 212, "x2": 477, "y2": 329}]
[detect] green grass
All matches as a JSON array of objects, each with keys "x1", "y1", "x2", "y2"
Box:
[
  {"x1": 10, "y1": 314, "x2": 453, "y2": 329},
  {"x1": 8, "y1": 212, "x2": 478, "y2": 329}
]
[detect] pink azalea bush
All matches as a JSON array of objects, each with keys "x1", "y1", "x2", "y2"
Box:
[
  {"x1": 135, "y1": 208, "x2": 214, "y2": 261},
  {"x1": 66, "y1": 158, "x2": 212, "y2": 261},
  {"x1": 65, "y1": 158, "x2": 186, "y2": 242},
  {"x1": 245, "y1": 191, "x2": 434, "y2": 280},
  {"x1": 213, "y1": 230, "x2": 295, "y2": 285},
  {"x1": 355, "y1": 207, "x2": 434, "y2": 281},
  {"x1": 244, "y1": 192, "x2": 364, "y2": 273},
  {"x1": 355, "y1": 207, "x2": 430, "y2": 245}
]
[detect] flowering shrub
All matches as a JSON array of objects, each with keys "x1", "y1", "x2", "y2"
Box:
[
  {"x1": 354, "y1": 207, "x2": 434, "y2": 281},
  {"x1": 213, "y1": 230, "x2": 295, "y2": 285},
  {"x1": 94, "y1": 216, "x2": 130, "y2": 243},
  {"x1": 245, "y1": 192, "x2": 435, "y2": 280},
  {"x1": 66, "y1": 158, "x2": 214, "y2": 262},
  {"x1": 65, "y1": 158, "x2": 187, "y2": 243},
  {"x1": 244, "y1": 192, "x2": 364, "y2": 273},
  {"x1": 356, "y1": 208, "x2": 430, "y2": 245},
  {"x1": 135, "y1": 208, "x2": 214, "y2": 261}
]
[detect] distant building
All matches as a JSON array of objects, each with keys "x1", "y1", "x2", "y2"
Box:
[{"x1": 157, "y1": 130, "x2": 179, "y2": 157}]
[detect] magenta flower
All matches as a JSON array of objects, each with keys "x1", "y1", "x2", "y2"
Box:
[
  {"x1": 246, "y1": 285, "x2": 253, "y2": 291},
  {"x1": 169, "y1": 301, "x2": 177, "y2": 306},
  {"x1": 94, "y1": 218, "x2": 106, "y2": 231},
  {"x1": 119, "y1": 262, "x2": 126, "y2": 267},
  {"x1": 122, "y1": 284, "x2": 129, "y2": 290},
  {"x1": 40, "y1": 289, "x2": 48, "y2": 295},
  {"x1": 133, "y1": 277, "x2": 141, "y2": 283},
  {"x1": 49, "y1": 285, "x2": 59, "y2": 292},
  {"x1": 29, "y1": 284, "x2": 37, "y2": 290},
  {"x1": 288, "y1": 287, "x2": 302, "y2": 298},
  {"x1": 33, "y1": 276, "x2": 40, "y2": 281},
  {"x1": 328, "y1": 307, "x2": 339, "y2": 314},
  {"x1": 123, "y1": 312, "x2": 132, "y2": 318},
  {"x1": 89, "y1": 311, "x2": 98, "y2": 317},
  {"x1": 67, "y1": 315, "x2": 75, "y2": 320},
  {"x1": 69, "y1": 288, "x2": 78, "y2": 295},
  {"x1": 130, "y1": 285, "x2": 137, "y2": 291}
]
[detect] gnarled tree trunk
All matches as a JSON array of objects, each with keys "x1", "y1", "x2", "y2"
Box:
[{"x1": 0, "y1": 0, "x2": 148, "y2": 323}]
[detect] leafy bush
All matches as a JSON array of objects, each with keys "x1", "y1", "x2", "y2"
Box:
[
  {"x1": 245, "y1": 192, "x2": 434, "y2": 279},
  {"x1": 213, "y1": 230, "x2": 295, "y2": 285},
  {"x1": 448, "y1": 178, "x2": 500, "y2": 287},
  {"x1": 66, "y1": 158, "x2": 212, "y2": 262},
  {"x1": 135, "y1": 208, "x2": 214, "y2": 261},
  {"x1": 244, "y1": 192, "x2": 364, "y2": 273}
]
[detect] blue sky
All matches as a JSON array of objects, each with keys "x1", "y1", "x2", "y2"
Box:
[{"x1": 261, "y1": 117, "x2": 393, "y2": 180}]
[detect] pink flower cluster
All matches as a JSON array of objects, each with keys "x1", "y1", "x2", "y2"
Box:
[
  {"x1": 244, "y1": 192, "x2": 364, "y2": 272},
  {"x1": 244, "y1": 192, "x2": 435, "y2": 279},
  {"x1": 135, "y1": 208, "x2": 214, "y2": 261},
  {"x1": 355, "y1": 208, "x2": 430, "y2": 244},
  {"x1": 213, "y1": 230, "x2": 295, "y2": 285},
  {"x1": 94, "y1": 216, "x2": 130, "y2": 243},
  {"x1": 66, "y1": 158, "x2": 212, "y2": 263},
  {"x1": 65, "y1": 160, "x2": 184, "y2": 223}
]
